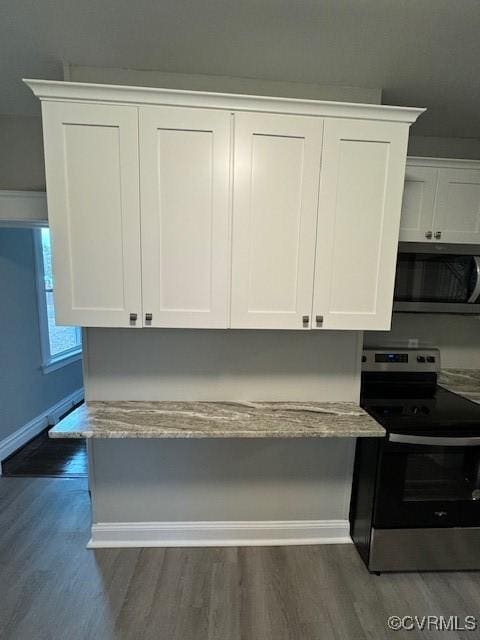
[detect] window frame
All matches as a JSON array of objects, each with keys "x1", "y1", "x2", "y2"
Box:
[{"x1": 33, "y1": 228, "x2": 82, "y2": 374}]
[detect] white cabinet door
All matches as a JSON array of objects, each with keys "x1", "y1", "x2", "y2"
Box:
[
  {"x1": 42, "y1": 102, "x2": 142, "y2": 327},
  {"x1": 313, "y1": 119, "x2": 408, "y2": 330},
  {"x1": 230, "y1": 112, "x2": 323, "y2": 329},
  {"x1": 433, "y1": 169, "x2": 480, "y2": 243},
  {"x1": 139, "y1": 107, "x2": 231, "y2": 328},
  {"x1": 399, "y1": 166, "x2": 437, "y2": 242}
]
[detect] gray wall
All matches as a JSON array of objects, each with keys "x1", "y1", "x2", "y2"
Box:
[
  {"x1": 84, "y1": 328, "x2": 361, "y2": 402},
  {"x1": 365, "y1": 314, "x2": 480, "y2": 369},
  {"x1": 0, "y1": 228, "x2": 83, "y2": 442},
  {"x1": 65, "y1": 63, "x2": 382, "y2": 104},
  {"x1": 86, "y1": 328, "x2": 361, "y2": 524},
  {"x1": 0, "y1": 116, "x2": 45, "y2": 191},
  {"x1": 91, "y1": 438, "x2": 354, "y2": 523},
  {"x1": 408, "y1": 135, "x2": 480, "y2": 160}
]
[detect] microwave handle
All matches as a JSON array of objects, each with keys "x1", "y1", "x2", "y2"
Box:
[
  {"x1": 389, "y1": 433, "x2": 480, "y2": 446},
  {"x1": 467, "y1": 256, "x2": 480, "y2": 303}
]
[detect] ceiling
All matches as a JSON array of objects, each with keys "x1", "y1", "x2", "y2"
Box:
[{"x1": 1, "y1": 0, "x2": 479, "y2": 137}]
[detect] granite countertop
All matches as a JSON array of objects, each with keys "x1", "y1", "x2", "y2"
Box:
[
  {"x1": 439, "y1": 369, "x2": 480, "y2": 404},
  {"x1": 49, "y1": 400, "x2": 385, "y2": 439}
]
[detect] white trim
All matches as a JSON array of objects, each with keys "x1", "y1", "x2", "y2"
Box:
[
  {"x1": 42, "y1": 350, "x2": 82, "y2": 374},
  {"x1": 81, "y1": 328, "x2": 90, "y2": 399},
  {"x1": 24, "y1": 79, "x2": 424, "y2": 124},
  {"x1": 407, "y1": 156, "x2": 480, "y2": 169},
  {"x1": 87, "y1": 519, "x2": 352, "y2": 548},
  {"x1": 33, "y1": 228, "x2": 51, "y2": 367},
  {"x1": 33, "y1": 228, "x2": 82, "y2": 372},
  {"x1": 86, "y1": 439, "x2": 95, "y2": 495},
  {"x1": 0, "y1": 388, "x2": 84, "y2": 470},
  {"x1": 0, "y1": 190, "x2": 47, "y2": 225},
  {"x1": 0, "y1": 219, "x2": 47, "y2": 229}
]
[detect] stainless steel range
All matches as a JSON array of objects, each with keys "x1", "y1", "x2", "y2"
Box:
[{"x1": 350, "y1": 347, "x2": 480, "y2": 573}]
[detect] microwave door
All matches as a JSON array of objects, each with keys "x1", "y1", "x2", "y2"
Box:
[
  {"x1": 467, "y1": 256, "x2": 480, "y2": 303},
  {"x1": 394, "y1": 254, "x2": 480, "y2": 313}
]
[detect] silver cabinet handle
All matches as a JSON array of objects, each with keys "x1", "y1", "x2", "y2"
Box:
[
  {"x1": 434, "y1": 231, "x2": 442, "y2": 239},
  {"x1": 302, "y1": 315, "x2": 309, "y2": 327},
  {"x1": 425, "y1": 230, "x2": 433, "y2": 239},
  {"x1": 129, "y1": 313, "x2": 137, "y2": 322},
  {"x1": 467, "y1": 256, "x2": 480, "y2": 303},
  {"x1": 316, "y1": 315, "x2": 324, "y2": 327},
  {"x1": 389, "y1": 433, "x2": 480, "y2": 447},
  {"x1": 145, "y1": 313, "x2": 153, "y2": 322}
]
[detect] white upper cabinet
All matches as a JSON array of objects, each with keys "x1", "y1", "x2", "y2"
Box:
[
  {"x1": 230, "y1": 113, "x2": 323, "y2": 329},
  {"x1": 313, "y1": 119, "x2": 409, "y2": 330},
  {"x1": 399, "y1": 166, "x2": 437, "y2": 242},
  {"x1": 26, "y1": 79, "x2": 423, "y2": 331},
  {"x1": 41, "y1": 101, "x2": 142, "y2": 327},
  {"x1": 139, "y1": 107, "x2": 231, "y2": 328},
  {"x1": 399, "y1": 158, "x2": 480, "y2": 244},
  {"x1": 434, "y1": 168, "x2": 480, "y2": 243}
]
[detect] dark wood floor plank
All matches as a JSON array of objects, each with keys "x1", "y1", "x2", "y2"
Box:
[
  {"x1": 2, "y1": 430, "x2": 87, "y2": 478},
  {"x1": 208, "y1": 550, "x2": 241, "y2": 640},
  {"x1": 238, "y1": 546, "x2": 272, "y2": 640},
  {"x1": 1, "y1": 477, "x2": 480, "y2": 640}
]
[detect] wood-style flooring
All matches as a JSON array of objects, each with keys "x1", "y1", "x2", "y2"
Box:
[
  {"x1": 2, "y1": 430, "x2": 87, "y2": 477},
  {"x1": 1, "y1": 477, "x2": 480, "y2": 640}
]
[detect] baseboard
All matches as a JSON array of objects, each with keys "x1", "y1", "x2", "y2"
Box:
[
  {"x1": 0, "y1": 387, "x2": 84, "y2": 469},
  {"x1": 88, "y1": 519, "x2": 352, "y2": 548},
  {"x1": 47, "y1": 388, "x2": 84, "y2": 425}
]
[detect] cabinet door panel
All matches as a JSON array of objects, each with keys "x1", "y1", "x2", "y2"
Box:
[
  {"x1": 399, "y1": 166, "x2": 437, "y2": 242},
  {"x1": 140, "y1": 107, "x2": 231, "y2": 327},
  {"x1": 434, "y1": 169, "x2": 480, "y2": 243},
  {"x1": 42, "y1": 102, "x2": 141, "y2": 327},
  {"x1": 313, "y1": 119, "x2": 408, "y2": 330},
  {"x1": 231, "y1": 113, "x2": 323, "y2": 329}
]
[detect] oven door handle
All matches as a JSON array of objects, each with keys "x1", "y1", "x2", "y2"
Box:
[
  {"x1": 389, "y1": 433, "x2": 480, "y2": 446},
  {"x1": 467, "y1": 256, "x2": 480, "y2": 303}
]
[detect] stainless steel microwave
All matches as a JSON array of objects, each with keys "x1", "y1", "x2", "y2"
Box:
[{"x1": 394, "y1": 243, "x2": 480, "y2": 314}]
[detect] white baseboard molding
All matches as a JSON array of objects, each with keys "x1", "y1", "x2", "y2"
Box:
[
  {"x1": 0, "y1": 387, "x2": 84, "y2": 469},
  {"x1": 88, "y1": 519, "x2": 352, "y2": 548}
]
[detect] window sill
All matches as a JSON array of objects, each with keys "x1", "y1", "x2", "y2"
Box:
[{"x1": 42, "y1": 350, "x2": 82, "y2": 374}]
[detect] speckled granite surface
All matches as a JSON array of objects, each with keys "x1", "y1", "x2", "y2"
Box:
[
  {"x1": 439, "y1": 369, "x2": 480, "y2": 404},
  {"x1": 49, "y1": 400, "x2": 384, "y2": 439}
]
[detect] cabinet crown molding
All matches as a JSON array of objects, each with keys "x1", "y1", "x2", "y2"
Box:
[
  {"x1": 0, "y1": 189, "x2": 47, "y2": 225},
  {"x1": 24, "y1": 79, "x2": 424, "y2": 124},
  {"x1": 407, "y1": 156, "x2": 480, "y2": 169}
]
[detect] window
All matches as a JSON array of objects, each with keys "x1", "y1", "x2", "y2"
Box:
[{"x1": 34, "y1": 228, "x2": 82, "y2": 373}]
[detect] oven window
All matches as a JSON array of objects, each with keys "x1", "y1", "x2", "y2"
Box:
[
  {"x1": 395, "y1": 254, "x2": 477, "y2": 303},
  {"x1": 403, "y1": 450, "x2": 480, "y2": 502}
]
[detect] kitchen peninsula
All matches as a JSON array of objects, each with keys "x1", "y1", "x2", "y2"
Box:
[
  {"x1": 25, "y1": 79, "x2": 422, "y2": 549},
  {"x1": 51, "y1": 400, "x2": 384, "y2": 439}
]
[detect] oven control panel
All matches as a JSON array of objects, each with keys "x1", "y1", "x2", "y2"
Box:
[{"x1": 361, "y1": 347, "x2": 440, "y2": 373}]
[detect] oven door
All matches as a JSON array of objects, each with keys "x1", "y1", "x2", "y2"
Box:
[
  {"x1": 374, "y1": 435, "x2": 480, "y2": 528},
  {"x1": 393, "y1": 248, "x2": 480, "y2": 313}
]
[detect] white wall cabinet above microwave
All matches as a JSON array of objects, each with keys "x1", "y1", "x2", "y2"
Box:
[
  {"x1": 399, "y1": 157, "x2": 480, "y2": 244},
  {"x1": 26, "y1": 79, "x2": 423, "y2": 330}
]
